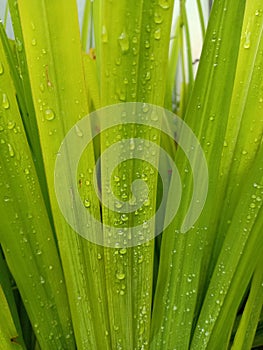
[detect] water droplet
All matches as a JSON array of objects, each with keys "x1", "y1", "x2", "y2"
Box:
[
  {"x1": 31, "y1": 38, "x2": 37, "y2": 46},
  {"x1": 145, "y1": 40, "x2": 150, "y2": 49},
  {"x1": 154, "y1": 28, "x2": 161, "y2": 40},
  {"x1": 75, "y1": 125, "x2": 83, "y2": 137},
  {"x1": 97, "y1": 253, "x2": 102, "y2": 260},
  {"x1": 0, "y1": 62, "x2": 4, "y2": 75},
  {"x1": 129, "y1": 138, "x2": 135, "y2": 150},
  {"x1": 16, "y1": 39, "x2": 23, "y2": 52},
  {"x1": 115, "y1": 201, "x2": 123, "y2": 209},
  {"x1": 84, "y1": 199, "x2": 91, "y2": 208},
  {"x1": 2, "y1": 93, "x2": 10, "y2": 109},
  {"x1": 139, "y1": 324, "x2": 145, "y2": 335},
  {"x1": 145, "y1": 71, "x2": 151, "y2": 80},
  {"x1": 119, "y1": 248, "x2": 127, "y2": 255},
  {"x1": 144, "y1": 198, "x2": 150, "y2": 206},
  {"x1": 143, "y1": 221, "x2": 148, "y2": 229},
  {"x1": 142, "y1": 103, "x2": 149, "y2": 112},
  {"x1": 7, "y1": 121, "x2": 16, "y2": 129},
  {"x1": 118, "y1": 31, "x2": 129, "y2": 53},
  {"x1": 146, "y1": 24, "x2": 151, "y2": 33},
  {"x1": 31, "y1": 22, "x2": 36, "y2": 31},
  {"x1": 40, "y1": 276, "x2": 45, "y2": 284},
  {"x1": 39, "y1": 83, "x2": 45, "y2": 92},
  {"x1": 121, "y1": 214, "x2": 128, "y2": 222},
  {"x1": 150, "y1": 111, "x2": 158, "y2": 121},
  {"x1": 244, "y1": 32, "x2": 251, "y2": 49},
  {"x1": 44, "y1": 109, "x2": 55, "y2": 121},
  {"x1": 154, "y1": 12, "x2": 163, "y2": 24},
  {"x1": 24, "y1": 168, "x2": 30, "y2": 175},
  {"x1": 119, "y1": 91, "x2": 126, "y2": 101},
  {"x1": 114, "y1": 176, "x2": 120, "y2": 182},
  {"x1": 4, "y1": 196, "x2": 10, "y2": 202},
  {"x1": 250, "y1": 203, "x2": 256, "y2": 209},
  {"x1": 115, "y1": 57, "x2": 121, "y2": 66},
  {"x1": 116, "y1": 272, "x2": 125, "y2": 280},
  {"x1": 102, "y1": 25, "x2": 108, "y2": 43},
  {"x1": 159, "y1": 0, "x2": 170, "y2": 9},
  {"x1": 8, "y1": 143, "x2": 15, "y2": 157}
]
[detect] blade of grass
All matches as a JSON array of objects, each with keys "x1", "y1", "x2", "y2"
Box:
[
  {"x1": 98, "y1": 0, "x2": 174, "y2": 348},
  {"x1": 181, "y1": 0, "x2": 194, "y2": 93},
  {"x1": 0, "y1": 35, "x2": 75, "y2": 349},
  {"x1": 82, "y1": 51, "x2": 101, "y2": 111},
  {"x1": 7, "y1": 0, "x2": 47, "y2": 180},
  {"x1": 81, "y1": 0, "x2": 94, "y2": 52},
  {"x1": 0, "y1": 285, "x2": 24, "y2": 350},
  {"x1": 165, "y1": 17, "x2": 180, "y2": 111},
  {"x1": 16, "y1": 0, "x2": 111, "y2": 348},
  {"x1": 208, "y1": 0, "x2": 263, "y2": 271},
  {"x1": 231, "y1": 260, "x2": 263, "y2": 350},
  {"x1": 150, "y1": 0, "x2": 246, "y2": 348},
  {"x1": 191, "y1": 151, "x2": 263, "y2": 348},
  {"x1": 0, "y1": 248, "x2": 25, "y2": 348},
  {"x1": 196, "y1": 0, "x2": 206, "y2": 39}
]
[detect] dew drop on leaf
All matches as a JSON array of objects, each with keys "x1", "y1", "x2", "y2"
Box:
[
  {"x1": 7, "y1": 121, "x2": 16, "y2": 130},
  {"x1": 118, "y1": 31, "x2": 130, "y2": 53},
  {"x1": 16, "y1": 39, "x2": 23, "y2": 52},
  {"x1": 2, "y1": 93, "x2": 10, "y2": 109},
  {"x1": 44, "y1": 108, "x2": 55, "y2": 121},
  {"x1": 116, "y1": 272, "x2": 125, "y2": 280},
  {"x1": 145, "y1": 40, "x2": 150, "y2": 49},
  {"x1": 244, "y1": 32, "x2": 251, "y2": 49},
  {"x1": 158, "y1": 0, "x2": 170, "y2": 9},
  {"x1": 145, "y1": 71, "x2": 151, "y2": 81},
  {"x1": 0, "y1": 62, "x2": 4, "y2": 75},
  {"x1": 154, "y1": 11, "x2": 163, "y2": 24},
  {"x1": 129, "y1": 138, "x2": 135, "y2": 150},
  {"x1": 7, "y1": 143, "x2": 15, "y2": 157},
  {"x1": 75, "y1": 125, "x2": 83, "y2": 137},
  {"x1": 142, "y1": 103, "x2": 150, "y2": 113},
  {"x1": 102, "y1": 25, "x2": 108, "y2": 43},
  {"x1": 154, "y1": 28, "x2": 161, "y2": 40},
  {"x1": 84, "y1": 199, "x2": 91, "y2": 208}
]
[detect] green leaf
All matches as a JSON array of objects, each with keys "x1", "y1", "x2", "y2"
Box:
[
  {"x1": 97, "y1": 0, "x2": 174, "y2": 348},
  {"x1": 232, "y1": 260, "x2": 263, "y2": 350},
  {"x1": 151, "y1": 0, "x2": 246, "y2": 348},
  {"x1": 0, "y1": 285, "x2": 24, "y2": 350},
  {"x1": 0, "y1": 31, "x2": 75, "y2": 349},
  {"x1": 16, "y1": 0, "x2": 111, "y2": 348}
]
